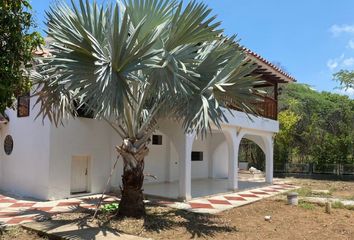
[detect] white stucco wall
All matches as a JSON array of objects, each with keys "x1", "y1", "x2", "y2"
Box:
[
  {"x1": 0, "y1": 100, "x2": 50, "y2": 199},
  {"x1": 191, "y1": 136, "x2": 209, "y2": 179},
  {"x1": 110, "y1": 131, "x2": 123, "y2": 192},
  {"x1": 220, "y1": 109, "x2": 279, "y2": 133},
  {"x1": 168, "y1": 141, "x2": 179, "y2": 182},
  {"x1": 48, "y1": 118, "x2": 113, "y2": 200},
  {"x1": 209, "y1": 133, "x2": 228, "y2": 178},
  {"x1": 0, "y1": 106, "x2": 279, "y2": 200},
  {"x1": 0, "y1": 130, "x2": 3, "y2": 188},
  {"x1": 144, "y1": 131, "x2": 169, "y2": 183}
]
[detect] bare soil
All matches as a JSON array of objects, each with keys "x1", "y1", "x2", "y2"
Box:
[
  {"x1": 49, "y1": 197, "x2": 354, "y2": 240},
  {"x1": 2, "y1": 178, "x2": 354, "y2": 240},
  {"x1": 289, "y1": 178, "x2": 354, "y2": 199},
  {"x1": 0, "y1": 226, "x2": 47, "y2": 240}
]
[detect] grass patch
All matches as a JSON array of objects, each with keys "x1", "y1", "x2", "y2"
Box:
[
  {"x1": 329, "y1": 187, "x2": 337, "y2": 195},
  {"x1": 311, "y1": 190, "x2": 332, "y2": 197},
  {"x1": 295, "y1": 187, "x2": 312, "y2": 197},
  {"x1": 332, "y1": 201, "x2": 345, "y2": 209},
  {"x1": 331, "y1": 201, "x2": 354, "y2": 211},
  {"x1": 298, "y1": 201, "x2": 316, "y2": 210},
  {"x1": 345, "y1": 205, "x2": 354, "y2": 211},
  {"x1": 344, "y1": 195, "x2": 354, "y2": 201}
]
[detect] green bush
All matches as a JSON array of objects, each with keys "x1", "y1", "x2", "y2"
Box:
[{"x1": 100, "y1": 203, "x2": 119, "y2": 213}]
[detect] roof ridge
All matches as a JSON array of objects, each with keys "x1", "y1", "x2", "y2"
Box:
[{"x1": 241, "y1": 47, "x2": 296, "y2": 82}]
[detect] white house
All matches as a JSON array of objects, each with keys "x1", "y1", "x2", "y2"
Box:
[{"x1": 0, "y1": 49, "x2": 295, "y2": 201}]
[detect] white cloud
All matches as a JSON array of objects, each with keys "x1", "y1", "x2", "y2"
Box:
[
  {"x1": 330, "y1": 24, "x2": 354, "y2": 36},
  {"x1": 326, "y1": 54, "x2": 354, "y2": 71},
  {"x1": 335, "y1": 88, "x2": 354, "y2": 98},
  {"x1": 326, "y1": 54, "x2": 344, "y2": 71},
  {"x1": 348, "y1": 40, "x2": 354, "y2": 49},
  {"x1": 342, "y1": 57, "x2": 354, "y2": 66},
  {"x1": 327, "y1": 59, "x2": 338, "y2": 70}
]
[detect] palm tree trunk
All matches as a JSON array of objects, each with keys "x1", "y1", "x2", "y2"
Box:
[{"x1": 116, "y1": 139, "x2": 149, "y2": 218}]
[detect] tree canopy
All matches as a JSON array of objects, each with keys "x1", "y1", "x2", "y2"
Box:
[
  {"x1": 0, "y1": 0, "x2": 43, "y2": 114},
  {"x1": 275, "y1": 83, "x2": 354, "y2": 167},
  {"x1": 333, "y1": 70, "x2": 354, "y2": 90}
]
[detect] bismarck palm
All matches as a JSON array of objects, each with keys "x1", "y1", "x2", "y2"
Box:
[{"x1": 33, "y1": 0, "x2": 264, "y2": 217}]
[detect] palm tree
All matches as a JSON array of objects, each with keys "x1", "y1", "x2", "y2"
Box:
[{"x1": 32, "y1": 0, "x2": 264, "y2": 217}]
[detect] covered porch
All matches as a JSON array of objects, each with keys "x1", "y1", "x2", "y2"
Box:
[
  {"x1": 144, "y1": 177, "x2": 269, "y2": 200},
  {"x1": 144, "y1": 109, "x2": 279, "y2": 201}
]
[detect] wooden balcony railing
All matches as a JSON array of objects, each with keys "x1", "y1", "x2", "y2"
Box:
[
  {"x1": 225, "y1": 93, "x2": 278, "y2": 120},
  {"x1": 252, "y1": 96, "x2": 278, "y2": 120}
]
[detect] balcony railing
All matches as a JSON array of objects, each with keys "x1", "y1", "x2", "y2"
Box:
[
  {"x1": 225, "y1": 94, "x2": 278, "y2": 120},
  {"x1": 253, "y1": 96, "x2": 277, "y2": 120}
]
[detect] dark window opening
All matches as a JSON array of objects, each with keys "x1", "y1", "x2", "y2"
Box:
[
  {"x1": 192, "y1": 151, "x2": 203, "y2": 161},
  {"x1": 152, "y1": 135, "x2": 163, "y2": 145},
  {"x1": 74, "y1": 100, "x2": 94, "y2": 119},
  {"x1": 4, "y1": 135, "x2": 13, "y2": 155},
  {"x1": 17, "y1": 93, "x2": 30, "y2": 117}
]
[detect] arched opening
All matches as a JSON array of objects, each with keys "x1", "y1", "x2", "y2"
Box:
[
  {"x1": 143, "y1": 121, "x2": 275, "y2": 200},
  {"x1": 239, "y1": 136, "x2": 266, "y2": 171}
]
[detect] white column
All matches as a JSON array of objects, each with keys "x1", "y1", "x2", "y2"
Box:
[
  {"x1": 265, "y1": 135, "x2": 274, "y2": 184},
  {"x1": 178, "y1": 132, "x2": 195, "y2": 201},
  {"x1": 223, "y1": 128, "x2": 243, "y2": 191}
]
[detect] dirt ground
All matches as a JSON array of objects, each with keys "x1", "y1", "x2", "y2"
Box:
[
  {"x1": 1, "y1": 178, "x2": 354, "y2": 240},
  {"x1": 0, "y1": 226, "x2": 47, "y2": 240},
  {"x1": 289, "y1": 177, "x2": 354, "y2": 199}
]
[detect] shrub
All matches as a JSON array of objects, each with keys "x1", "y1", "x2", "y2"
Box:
[{"x1": 101, "y1": 203, "x2": 119, "y2": 213}]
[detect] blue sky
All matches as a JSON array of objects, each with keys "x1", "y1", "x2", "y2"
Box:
[{"x1": 30, "y1": 0, "x2": 354, "y2": 97}]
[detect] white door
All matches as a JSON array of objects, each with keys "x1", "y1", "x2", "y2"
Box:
[
  {"x1": 169, "y1": 142, "x2": 179, "y2": 182},
  {"x1": 71, "y1": 156, "x2": 89, "y2": 194}
]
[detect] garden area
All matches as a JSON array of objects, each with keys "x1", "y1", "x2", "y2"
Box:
[{"x1": 1, "y1": 178, "x2": 354, "y2": 240}]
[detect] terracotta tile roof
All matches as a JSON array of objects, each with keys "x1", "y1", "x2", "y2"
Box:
[
  {"x1": 33, "y1": 38, "x2": 296, "y2": 83},
  {"x1": 242, "y1": 47, "x2": 296, "y2": 83}
]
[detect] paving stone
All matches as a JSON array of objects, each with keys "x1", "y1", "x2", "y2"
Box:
[
  {"x1": 208, "y1": 199, "x2": 232, "y2": 205},
  {"x1": 0, "y1": 182, "x2": 299, "y2": 225}
]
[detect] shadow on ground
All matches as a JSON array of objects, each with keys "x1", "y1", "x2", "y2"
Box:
[{"x1": 19, "y1": 201, "x2": 237, "y2": 239}]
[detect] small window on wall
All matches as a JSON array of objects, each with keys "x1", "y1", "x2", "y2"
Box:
[
  {"x1": 191, "y1": 151, "x2": 203, "y2": 161},
  {"x1": 4, "y1": 135, "x2": 13, "y2": 155},
  {"x1": 17, "y1": 93, "x2": 30, "y2": 117},
  {"x1": 152, "y1": 135, "x2": 163, "y2": 145}
]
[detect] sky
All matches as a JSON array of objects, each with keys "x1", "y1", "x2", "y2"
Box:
[{"x1": 30, "y1": 0, "x2": 354, "y2": 97}]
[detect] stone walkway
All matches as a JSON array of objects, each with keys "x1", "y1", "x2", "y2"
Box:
[
  {"x1": 0, "y1": 182, "x2": 297, "y2": 226},
  {"x1": 159, "y1": 182, "x2": 298, "y2": 214},
  {"x1": 0, "y1": 194, "x2": 116, "y2": 225}
]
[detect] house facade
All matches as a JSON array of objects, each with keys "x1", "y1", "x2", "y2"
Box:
[{"x1": 0, "y1": 49, "x2": 295, "y2": 201}]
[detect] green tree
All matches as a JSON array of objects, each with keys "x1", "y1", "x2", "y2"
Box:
[
  {"x1": 333, "y1": 70, "x2": 354, "y2": 90},
  {"x1": 275, "y1": 83, "x2": 354, "y2": 168},
  {"x1": 33, "y1": 0, "x2": 263, "y2": 217},
  {"x1": 275, "y1": 108, "x2": 301, "y2": 163},
  {"x1": 0, "y1": 0, "x2": 43, "y2": 114}
]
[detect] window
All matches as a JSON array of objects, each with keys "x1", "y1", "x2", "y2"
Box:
[
  {"x1": 191, "y1": 151, "x2": 203, "y2": 161},
  {"x1": 4, "y1": 135, "x2": 13, "y2": 155},
  {"x1": 74, "y1": 100, "x2": 94, "y2": 119},
  {"x1": 152, "y1": 135, "x2": 162, "y2": 145},
  {"x1": 17, "y1": 93, "x2": 30, "y2": 117}
]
